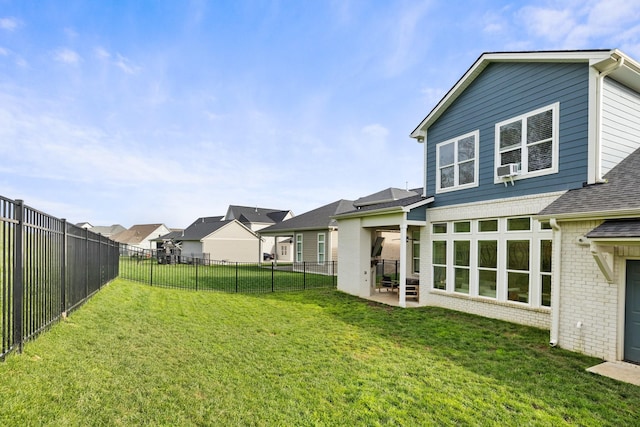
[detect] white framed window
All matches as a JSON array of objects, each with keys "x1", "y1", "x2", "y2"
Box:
[
  {"x1": 429, "y1": 216, "x2": 552, "y2": 309},
  {"x1": 281, "y1": 245, "x2": 287, "y2": 256},
  {"x1": 494, "y1": 103, "x2": 559, "y2": 183},
  {"x1": 317, "y1": 233, "x2": 325, "y2": 264},
  {"x1": 296, "y1": 234, "x2": 303, "y2": 262},
  {"x1": 432, "y1": 241, "x2": 447, "y2": 290},
  {"x1": 412, "y1": 231, "x2": 420, "y2": 274},
  {"x1": 436, "y1": 130, "x2": 479, "y2": 193},
  {"x1": 540, "y1": 240, "x2": 552, "y2": 307}
]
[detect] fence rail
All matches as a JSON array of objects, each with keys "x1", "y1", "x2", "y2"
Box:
[
  {"x1": 1, "y1": 196, "x2": 119, "y2": 360},
  {"x1": 119, "y1": 246, "x2": 337, "y2": 293}
]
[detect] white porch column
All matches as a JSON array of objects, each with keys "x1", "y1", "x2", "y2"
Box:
[{"x1": 399, "y1": 221, "x2": 408, "y2": 308}]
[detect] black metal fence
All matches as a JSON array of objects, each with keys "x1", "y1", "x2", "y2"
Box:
[
  {"x1": 119, "y1": 246, "x2": 337, "y2": 293},
  {"x1": 1, "y1": 197, "x2": 119, "y2": 360}
]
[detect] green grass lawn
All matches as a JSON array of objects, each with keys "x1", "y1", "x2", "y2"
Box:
[
  {"x1": 1, "y1": 279, "x2": 638, "y2": 426},
  {"x1": 119, "y1": 257, "x2": 335, "y2": 292}
]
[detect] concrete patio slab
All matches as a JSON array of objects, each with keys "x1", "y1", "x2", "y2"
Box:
[{"x1": 586, "y1": 361, "x2": 640, "y2": 386}]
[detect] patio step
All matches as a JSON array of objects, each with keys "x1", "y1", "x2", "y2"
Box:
[{"x1": 406, "y1": 283, "x2": 419, "y2": 300}]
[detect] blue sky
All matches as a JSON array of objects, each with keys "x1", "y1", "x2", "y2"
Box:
[{"x1": 1, "y1": 1, "x2": 639, "y2": 228}]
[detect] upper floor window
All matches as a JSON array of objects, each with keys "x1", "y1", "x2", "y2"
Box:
[
  {"x1": 494, "y1": 103, "x2": 559, "y2": 183},
  {"x1": 436, "y1": 130, "x2": 479, "y2": 193}
]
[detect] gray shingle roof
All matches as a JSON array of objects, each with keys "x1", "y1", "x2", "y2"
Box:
[
  {"x1": 586, "y1": 219, "x2": 640, "y2": 238},
  {"x1": 336, "y1": 187, "x2": 429, "y2": 216},
  {"x1": 179, "y1": 219, "x2": 235, "y2": 241},
  {"x1": 538, "y1": 147, "x2": 640, "y2": 218},
  {"x1": 353, "y1": 187, "x2": 420, "y2": 207},
  {"x1": 259, "y1": 200, "x2": 356, "y2": 234},
  {"x1": 225, "y1": 205, "x2": 291, "y2": 225}
]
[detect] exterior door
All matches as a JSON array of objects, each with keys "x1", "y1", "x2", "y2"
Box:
[{"x1": 625, "y1": 260, "x2": 640, "y2": 363}]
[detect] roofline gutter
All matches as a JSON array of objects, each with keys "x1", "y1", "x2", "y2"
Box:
[
  {"x1": 333, "y1": 197, "x2": 434, "y2": 220},
  {"x1": 536, "y1": 207, "x2": 640, "y2": 222}
]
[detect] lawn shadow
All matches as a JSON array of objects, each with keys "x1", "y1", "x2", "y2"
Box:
[{"x1": 244, "y1": 288, "x2": 640, "y2": 424}]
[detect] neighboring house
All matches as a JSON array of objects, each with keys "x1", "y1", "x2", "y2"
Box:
[
  {"x1": 171, "y1": 216, "x2": 261, "y2": 263},
  {"x1": 259, "y1": 199, "x2": 357, "y2": 264},
  {"x1": 87, "y1": 224, "x2": 127, "y2": 238},
  {"x1": 76, "y1": 222, "x2": 93, "y2": 229},
  {"x1": 336, "y1": 49, "x2": 640, "y2": 364},
  {"x1": 112, "y1": 223, "x2": 172, "y2": 251},
  {"x1": 224, "y1": 205, "x2": 294, "y2": 257}
]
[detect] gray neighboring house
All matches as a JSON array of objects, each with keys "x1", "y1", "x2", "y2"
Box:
[
  {"x1": 538, "y1": 146, "x2": 640, "y2": 363},
  {"x1": 259, "y1": 199, "x2": 356, "y2": 264}
]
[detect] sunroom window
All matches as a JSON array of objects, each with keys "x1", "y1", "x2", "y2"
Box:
[{"x1": 495, "y1": 103, "x2": 558, "y2": 182}]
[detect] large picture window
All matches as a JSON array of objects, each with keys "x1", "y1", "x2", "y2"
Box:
[
  {"x1": 436, "y1": 130, "x2": 479, "y2": 193},
  {"x1": 429, "y1": 217, "x2": 551, "y2": 309},
  {"x1": 495, "y1": 103, "x2": 559, "y2": 182}
]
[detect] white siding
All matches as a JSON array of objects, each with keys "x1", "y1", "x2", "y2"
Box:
[{"x1": 601, "y1": 78, "x2": 640, "y2": 174}]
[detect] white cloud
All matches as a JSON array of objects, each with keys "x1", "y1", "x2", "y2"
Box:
[
  {"x1": 53, "y1": 48, "x2": 81, "y2": 64},
  {"x1": 383, "y1": 1, "x2": 433, "y2": 76},
  {"x1": 517, "y1": 1, "x2": 640, "y2": 49},
  {"x1": 94, "y1": 47, "x2": 111, "y2": 60},
  {"x1": 0, "y1": 17, "x2": 21, "y2": 31},
  {"x1": 0, "y1": 47, "x2": 8, "y2": 56},
  {"x1": 114, "y1": 53, "x2": 141, "y2": 74}
]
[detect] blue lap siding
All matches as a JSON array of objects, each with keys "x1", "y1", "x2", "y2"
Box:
[{"x1": 426, "y1": 62, "x2": 590, "y2": 208}]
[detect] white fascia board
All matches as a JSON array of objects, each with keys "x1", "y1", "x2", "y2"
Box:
[
  {"x1": 333, "y1": 206, "x2": 405, "y2": 220},
  {"x1": 536, "y1": 208, "x2": 640, "y2": 222},
  {"x1": 410, "y1": 50, "x2": 615, "y2": 139},
  {"x1": 402, "y1": 197, "x2": 434, "y2": 212}
]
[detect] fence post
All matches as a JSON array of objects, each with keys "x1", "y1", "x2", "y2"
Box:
[
  {"x1": 149, "y1": 247, "x2": 153, "y2": 286},
  {"x1": 235, "y1": 262, "x2": 238, "y2": 293},
  {"x1": 61, "y1": 219, "x2": 67, "y2": 316},
  {"x1": 271, "y1": 262, "x2": 274, "y2": 292},
  {"x1": 12, "y1": 200, "x2": 24, "y2": 353},
  {"x1": 84, "y1": 228, "x2": 89, "y2": 301},
  {"x1": 303, "y1": 261, "x2": 306, "y2": 290},
  {"x1": 195, "y1": 258, "x2": 198, "y2": 291}
]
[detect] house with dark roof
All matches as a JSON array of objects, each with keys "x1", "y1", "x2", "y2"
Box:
[
  {"x1": 336, "y1": 49, "x2": 640, "y2": 364},
  {"x1": 259, "y1": 199, "x2": 357, "y2": 264},
  {"x1": 168, "y1": 216, "x2": 261, "y2": 263},
  {"x1": 224, "y1": 205, "x2": 293, "y2": 258}
]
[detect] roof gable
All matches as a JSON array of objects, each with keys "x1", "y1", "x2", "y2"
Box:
[
  {"x1": 225, "y1": 205, "x2": 292, "y2": 225},
  {"x1": 113, "y1": 224, "x2": 167, "y2": 244},
  {"x1": 409, "y1": 49, "x2": 639, "y2": 139}
]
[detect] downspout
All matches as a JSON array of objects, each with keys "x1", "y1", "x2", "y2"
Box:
[
  {"x1": 595, "y1": 54, "x2": 624, "y2": 182},
  {"x1": 414, "y1": 130, "x2": 427, "y2": 197},
  {"x1": 549, "y1": 218, "x2": 561, "y2": 347}
]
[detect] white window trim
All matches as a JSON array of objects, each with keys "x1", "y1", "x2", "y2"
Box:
[
  {"x1": 296, "y1": 234, "x2": 303, "y2": 262},
  {"x1": 428, "y1": 217, "x2": 552, "y2": 309},
  {"x1": 317, "y1": 233, "x2": 325, "y2": 265},
  {"x1": 494, "y1": 102, "x2": 560, "y2": 184},
  {"x1": 436, "y1": 130, "x2": 480, "y2": 194}
]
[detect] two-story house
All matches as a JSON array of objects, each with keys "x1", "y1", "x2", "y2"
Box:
[{"x1": 336, "y1": 49, "x2": 640, "y2": 364}]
